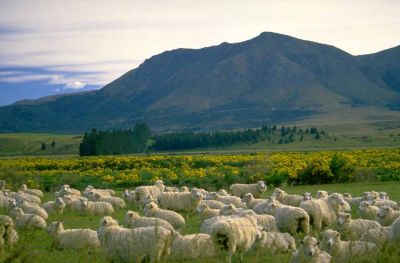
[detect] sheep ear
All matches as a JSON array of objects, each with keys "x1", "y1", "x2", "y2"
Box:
[
  {"x1": 346, "y1": 214, "x2": 351, "y2": 218},
  {"x1": 317, "y1": 241, "x2": 320, "y2": 245}
]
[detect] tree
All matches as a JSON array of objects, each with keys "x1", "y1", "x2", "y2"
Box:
[
  {"x1": 51, "y1": 140, "x2": 56, "y2": 148},
  {"x1": 41, "y1": 142, "x2": 46, "y2": 150}
]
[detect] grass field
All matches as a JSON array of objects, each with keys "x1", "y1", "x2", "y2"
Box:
[{"x1": 2, "y1": 181, "x2": 400, "y2": 263}]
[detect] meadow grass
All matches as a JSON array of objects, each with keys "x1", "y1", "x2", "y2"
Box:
[{"x1": 1, "y1": 181, "x2": 400, "y2": 262}]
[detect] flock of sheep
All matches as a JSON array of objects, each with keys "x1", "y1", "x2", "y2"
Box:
[{"x1": 0, "y1": 179, "x2": 399, "y2": 262}]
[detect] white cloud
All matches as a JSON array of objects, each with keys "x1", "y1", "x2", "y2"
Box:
[{"x1": 64, "y1": 81, "x2": 86, "y2": 90}]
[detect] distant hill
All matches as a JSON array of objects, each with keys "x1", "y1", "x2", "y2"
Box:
[{"x1": 0, "y1": 32, "x2": 399, "y2": 133}]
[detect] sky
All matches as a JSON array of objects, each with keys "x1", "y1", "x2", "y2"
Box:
[{"x1": 0, "y1": 0, "x2": 399, "y2": 105}]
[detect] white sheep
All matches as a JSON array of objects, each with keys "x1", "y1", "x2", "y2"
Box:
[
  {"x1": 241, "y1": 193, "x2": 264, "y2": 209},
  {"x1": 377, "y1": 205, "x2": 400, "y2": 226},
  {"x1": 19, "y1": 184, "x2": 43, "y2": 198},
  {"x1": 230, "y1": 181, "x2": 267, "y2": 198},
  {"x1": 379, "y1": 192, "x2": 389, "y2": 200},
  {"x1": 157, "y1": 188, "x2": 203, "y2": 213},
  {"x1": 0, "y1": 196, "x2": 16, "y2": 210},
  {"x1": 303, "y1": 192, "x2": 312, "y2": 201},
  {"x1": 123, "y1": 210, "x2": 174, "y2": 231},
  {"x1": 13, "y1": 200, "x2": 48, "y2": 220},
  {"x1": 316, "y1": 190, "x2": 329, "y2": 199},
  {"x1": 80, "y1": 199, "x2": 114, "y2": 216},
  {"x1": 0, "y1": 215, "x2": 18, "y2": 251},
  {"x1": 272, "y1": 188, "x2": 304, "y2": 207},
  {"x1": 47, "y1": 221, "x2": 100, "y2": 250},
  {"x1": 320, "y1": 229, "x2": 377, "y2": 263},
  {"x1": 55, "y1": 185, "x2": 81, "y2": 198},
  {"x1": 122, "y1": 189, "x2": 137, "y2": 207},
  {"x1": 134, "y1": 180, "x2": 165, "y2": 207},
  {"x1": 8, "y1": 191, "x2": 41, "y2": 205},
  {"x1": 12, "y1": 208, "x2": 47, "y2": 230},
  {"x1": 358, "y1": 201, "x2": 379, "y2": 220},
  {"x1": 218, "y1": 189, "x2": 229, "y2": 196},
  {"x1": 143, "y1": 202, "x2": 185, "y2": 230},
  {"x1": 97, "y1": 216, "x2": 172, "y2": 263},
  {"x1": 211, "y1": 215, "x2": 258, "y2": 263},
  {"x1": 180, "y1": 186, "x2": 190, "y2": 192},
  {"x1": 164, "y1": 186, "x2": 179, "y2": 192},
  {"x1": 42, "y1": 197, "x2": 66, "y2": 215},
  {"x1": 370, "y1": 198, "x2": 399, "y2": 210},
  {"x1": 84, "y1": 185, "x2": 115, "y2": 198},
  {"x1": 289, "y1": 236, "x2": 332, "y2": 263},
  {"x1": 197, "y1": 202, "x2": 220, "y2": 219},
  {"x1": 92, "y1": 192, "x2": 126, "y2": 209},
  {"x1": 300, "y1": 193, "x2": 345, "y2": 231},
  {"x1": 63, "y1": 196, "x2": 86, "y2": 212},
  {"x1": 170, "y1": 231, "x2": 218, "y2": 260},
  {"x1": 360, "y1": 227, "x2": 390, "y2": 248},
  {"x1": 388, "y1": 217, "x2": 400, "y2": 244},
  {"x1": 207, "y1": 192, "x2": 244, "y2": 208},
  {"x1": 342, "y1": 193, "x2": 363, "y2": 209},
  {"x1": 253, "y1": 230, "x2": 296, "y2": 253},
  {"x1": 335, "y1": 212, "x2": 381, "y2": 240},
  {"x1": 200, "y1": 199, "x2": 225, "y2": 209}
]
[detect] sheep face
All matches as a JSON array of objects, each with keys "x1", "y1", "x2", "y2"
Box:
[
  {"x1": 180, "y1": 186, "x2": 189, "y2": 192},
  {"x1": 378, "y1": 206, "x2": 392, "y2": 219},
  {"x1": 328, "y1": 193, "x2": 346, "y2": 207},
  {"x1": 300, "y1": 236, "x2": 319, "y2": 257},
  {"x1": 56, "y1": 197, "x2": 64, "y2": 206},
  {"x1": 220, "y1": 204, "x2": 236, "y2": 215},
  {"x1": 191, "y1": 189, "x2": 203, "y2": 201},
  {"x1": 337, "y1": 213, "x2": 351, "y2": 226},
  {"x1": 197, "y1": 203, "x2": 208, "y2": 213},
  {"x1": 207, "y1": 192, "x2": 218, "y2": 200},
  {"x1": 272, "y1": 188, "x2": 285, "y2": 198},
  {"x1": 47, "y1": 221, "x2": 63, "y2": 234},
  {"x1": 81, "y1": 199, "x2": 89, "y2": 208},
  {"x1": 342, "y1": 193, "x2": 352, "y2": 198},
  {"x1": 303, "y1": 192, "x2": 312, "y2": 201},
  {"x1": 321, "y1": 230, "x2": 341, "y2": 251},
  {"x1": 100, "y1": 216, "x2": 118, "y2": 228},
  {"x1": 379, "y1": 192, "x2": 389, "y2": 200},
  {"x1": 144, "y1": 202, "x2": 158, "y2": 212},
  {"x1": 242, "y1": 193, "x2": 254, "y2": 204},
  {"x1": 257, "y1": 181, "x2": 267, "y2": 192}
]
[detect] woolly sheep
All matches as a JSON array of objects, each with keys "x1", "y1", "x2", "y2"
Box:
[
  {"x1": 180, "y1": 186, "x2": 190, "y2": 192},
  {"x1": 164, "y1": 186, "x2": 179, "y2": 192},
  {"x1": 300, "y1": 193, "x2": 345, "y2": 231},
  {"x1": 207, "y1": 192, "x2": 244, "y2": 208},
  {"x1": 13, "y1": 208, "x2": 47, "y2": 230},
  {"x1": 342, "y1": 193, "x2": 363, "y2": 209},
  {"x1": 273, "y1": 188, "x2": 304, "y2": 206},
  {"x1": 200, "y1": 215, "x2": 239, "y2": 235},
  {"x1": 42, "y1": 197, "x2": 65, "y2": 215},
  {"x1": 303, "y1": 192, "x2": 312, "y2": 201},
  {"x1": 230, "y1": 181, "x2": 267, "y2": 198},
  {"x1": 13, "y1": 200, "x2": 48, "y2": 219},
  {"x1": 335, "y1": 212, "x2": 381, "y2": 240},
  {"x1": 241, "y1": 193, "x2": 264, "y2": 209},
  {"x1": 370, "y1": 198, "x2": 399, "y2": 210},
  {"x1": 218, "y1": 189, "x2": 229, "y2": 196},
  {"x1": 170, "y1": 231, "x2": 218, "y2": 260},
  {"x1": 80, "y1": 199, "x2": 114, "y2": 216},
  {"x1": 97, "y1": 216, "x2": 172, "y2": 263},
  {"x1": 84, "y1": 185, "x2": 115, "y2": 197},
  {"x1": 252, "y1": 198, "x2": 276, "y2": 214},
  {"x1": 316, "y1": 190, "x2": 329, "y2": 199},
  {"x1": 8, "y1": 191, "x2": 41, "y2": 205},
  {"x1": 158, "y1": 188, "x2": 203, "y2": 213},
  {"x1": 0, "y1": 215, "x2": 18, "y2": 251},
  {"x1": 211, "y1": 215, "x2": 258, "y2": 263},
  {"x1": 92, "y1": 192, "x2": 126, "y2": 209},
  {"x1": 360, "y1": 227, "x2": 390, "y2": 248},
  {"x1": 197, "y1": 203, "x2": 220, "y2": 219},
  {"x1": 134, "y1": 180, "x2": 165, "y2": 208},
  {"x1": 47, "y1": 221, "x2": 100, "y2": 250},
  {"x1": 144, "y1": 202, "x2": 185, "y2": 230},
  {"x1": 388, "y1": 217, "x2": 400, "y2": 244},
  {"x1": 122, "y1": 189, "x2": 137, "y2": 207},
  {"x1": 123, "y1": 210, "x2": 174, "y2": 232},
  {"x1": 0, "y1": 196, "x2": 16, "y2": 210},
  {"x1": 55, "y1": 185, "x2": 81, "y2": 198},
  {"x1": 320, "y1": 229, "x2": 377, "y2": 263},
  {"x1": 358, "y1": 201, "x2": 379, "y2": 220},
  {"x1": 19, "y1": 184, "x2": 43, "y2": 198},
  {"x1": 200, "y1": 199, "x2": 225, "y2": 209},
  {"x1": 379, "y1": 192, "x2": 389, "y2": 200},
  {"x1": 253, "y1": 230, "x2": 296, "y2": 253},
  {"x1": 289, "y1": 236, "x2": 331, "y2": 263},
  {"x1": 377, "y1": 205, "x2": 400, "y2": 226},
  {"x1": 63, "y1": 196, "x2": 85, "y2": 212}
]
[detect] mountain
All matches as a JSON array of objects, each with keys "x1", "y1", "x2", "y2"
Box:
[{"x1": 0, "y1": 32, "x2": 399, "y2": 133}]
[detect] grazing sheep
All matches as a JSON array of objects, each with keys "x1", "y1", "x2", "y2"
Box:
[
  {"x1": 358, "y1": 201, "x2": 379, "y2": 220},
  {"x1": 241, "y1": 193, "x2": 264, "y2": 209},
  {"x1": 300, "y1": 193, "x2": 345, "y2": 231},
  {"x1": 42, "y1": 197, "x2": 65, "y2": 215},
  {"x1": 201, "y1": 199, "x2": 225, "y2": 209},
  {"x1": 207, "y1": 192, "x2": 244, "y2": 208},
  {"x1": 377, "y1": 205, "x2": 400, "y2": 226},
  {"x1": 80, "y1": 199, "x2": 114, "y2": 216},
  {"x1": 220, "y1": 204, "x2": 242, "y2": 216},
  {"x1": 320, "y1": 229, "x2": 377, "y2": 263},
  {"x1": 342, "y1": 193, "x2": 363, "y2": 209},
  {"x1": 316, "y1": 190, "x2": 329, "y2": 199},
  {"x1": 197, "y1": 203, "x2": 220, "y2": 219},
  {"x1": 8, "y1": 191, "x2": 41, "y2": 205},
  {"x1": 0, "y1": 215, "x2": 18, "y2": 251},
  {"x1": 0, "y1": 196, "x2": 16, "y2": 210},
  {"x1": 170, "y1": 231, "x2": 218, "y2": 260},
  {"x1": 273, "y1": 188, "x2": 304, "y2": 206},
  {"x1": 388, "y1": 217, "x2": 400, "y2": 244},
  {"x1": 265, "y1": 201, "x2": 309, "y2": 235},
  {"x1": 230, "y1": 181, "x2": 267, "y2": 198},
  {"x1": 180, "y1": 186, "x2": 190, "y2": 192},
  {"x1": 84, "y1": 185, "x2": 115, "y2": 197},
  {"x1": 335, "y1": 212, "x2": 381, "y2": 240},
  {"x1": 47, "y1": 221, "x2": 100, "y2": 250},
  {"x1": 55, "y1": 185, "x2": 81, "y2": 198},
  {"x1": 13, "y1": 200, "x2": 48, "y2": 220},
  {"x1": 211, "y1": 215, "x2": 258, "y2": 263},
  {"x1": 123, "y1": 210, "x2": 174, "y2": 231},
  {"x1": 164, "y1": 186, "x2": 179, "y2": 192},
  {"x1": 92, "y1": 192, "x2": 126, "y2": 209},
  {"x1": 253, "y1": 230, "x2": 296, "y2": 253},
  {"x1": 63, "y1": 196, "x2": 85, "y2": 212},
  {"x1": 200, "y1": 215, "x2": 234, "y2": 235},
  {"x1": 379, "y1": 192, "x2": 389, "y2": 200},
  {"x1": 144, "y1": 202, "x2": 185, "y2": 230},
  {"x1": 12, "y1": 208, "x2": 47, "y2": 230},
  {"x1": 158, "y1": 188, "x2": 203, "y2": 213},
  {"x1": 19, "y1": 184, "x2": 43, "y2": 198},
  {"x1": 370, "y1": 198, "x2": 399, "y2": 210},
  {"x1": 360, "y1": 227, "x2": 390, "y2": 248},
  {"x1": 134, "y1": 180, "x2": 165, "y2": 207},
  {"x1": 122, "y1": 189, "x2": 137, "y2": 207},
  {"x1": 252, "y1": 198, "x2": 275, "y2": 215},
  {"x1": 218, "y1": 189, "x2": 229, "y2": 196},
  {"x1": 97, "y1": 216, "x2": 172, "y2": 263},
  {"x1": 289, "y1": 236, "x2": 332, "y2": 263}
]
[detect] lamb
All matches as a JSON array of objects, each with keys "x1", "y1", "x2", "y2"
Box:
[
  {"x1": 80, "y1": 198, "x2": 114, "y2": 216},
  {"x1": 170, "y1": 231, "x2": 218, "y2": 260},
  {"x1": 377, "y1": 205, "x2": 400, "y2": 226},
  {"x1": 13, "y1": 200, "x2": 48, "y2": 219},
  {"x1": 207, "y1": 192, "x2": 244, "y2": 208},
  {"x1": 123, "y1": 210, "x2": 174, "y2": 232},
  {"x1": 265, "y1": 201, "x2": 309, "y2": 235},
  {"x1": 253, "y1": 230, "x2": 296, "y2": 253},
  {"x1": 211, "y1": 215, "x2": 258, "y2": 263},
  {"x1": 358, "y1": 201, "x2": 379, "y2": 220},
  {"x1": 92, "y1": 192, "x2": 126, "y2": 209},
  {"x1": 201, "y1": 199, "x2": 225, "y2": 209},
  {"x1": 300, "y1": 193, "x2": 345, "y2": 231},
  {"x1": 316, "y1": 190, "x2": 329, "y2": 199},
  {"x1": 12, "y1": 208, "x2": 47, "y2": 230},
  {"x1": 360, "y1": 227, "x2": 390, "y2": 248},
  {"x1": 197, "y1": 202, "x2": 220, "y2": 219},
  {"x1": 289, "y1": 236, "x2": 332, "y2": 263},
  {"x1": 143, "y1": 202, "x2": 185, "y2": 230},
  {"x1": 19, "y1": 184, "x2": 43, "y2": 198},
  {"x1": 47, "y1": 221, "x2": 100, "y2": 250},
  {"x1": 335, "y1": 212, "x2": 381, "y2": 240},
  {"x1": 134, "y1": 180, "x2": 165, "y2": 208},
  {"x1": 97, "y1": 216, "x2": 172, "y2": 263},
  {"x1": 42, "y1": 197, "x2": 66, "y2": 215},
  {"x1": 273, "y1": 188, "x2": 304, "y2": 206},
  {"x1": 0, "y1": 215, "x2": 18, "y2": 251},
  {"x1": 230, "y1": 181, "x2": 267, "y2": 198},
  {"x1": 241, "y1": 193, "x2": 264, "y2": 209},
  {"x1": 388, "y1": 217, "x2": 400, "y2": 244},
  {"x1": 320, "y1": 229, "x2": 377, "y2": 263},
  {"x1": 157, "y1": 188, "x2": 203, "y2": 213}
]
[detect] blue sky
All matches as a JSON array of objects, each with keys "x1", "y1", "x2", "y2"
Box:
[{"x1": 1, "y1": 0, "x2": 399, "y2": 105}]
